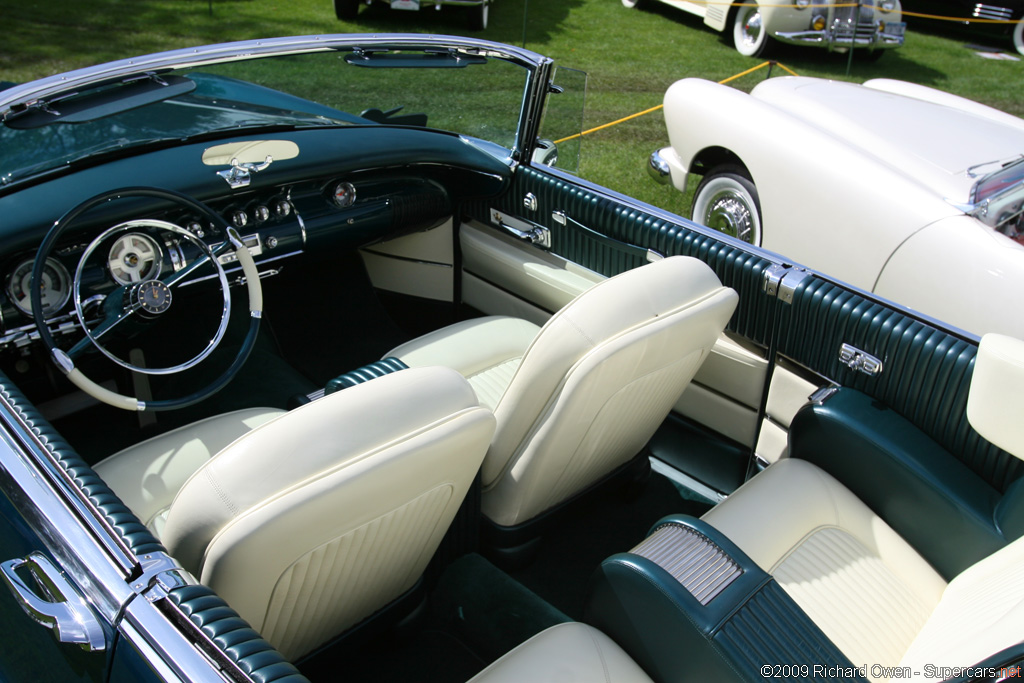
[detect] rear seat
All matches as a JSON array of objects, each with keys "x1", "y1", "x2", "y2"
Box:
[
  {"x1": 466, "y1": 622, "x2": 653, "y2": 683},
  {"x1": 584, "y1": 333, "x2": 1024, "y2": 682}
]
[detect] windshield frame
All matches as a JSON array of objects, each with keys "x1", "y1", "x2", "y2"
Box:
[{"x1": 0, "y1": 34, "x2": 554, "y2": 189}]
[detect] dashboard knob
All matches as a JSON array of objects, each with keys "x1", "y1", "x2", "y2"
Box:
[
  {"x1": 254, "y1": 205, "x2": 270, "y2": 222},
  {"x1": 275, "y1": 201, "x2": 292, "y2": 218},
  {"x1": 187, "y1": 221, "x2": 205, "y2": 238},
  {"x1": 231, "y1": 210, "x2": 248, "y2": 228}
]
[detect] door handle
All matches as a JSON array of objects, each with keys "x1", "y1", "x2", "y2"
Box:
[{"x1": 1, "y1": 552, "x2": 106, "y2": 651}]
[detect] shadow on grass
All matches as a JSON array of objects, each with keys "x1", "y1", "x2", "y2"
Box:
[
  {"x1": 1, "y1": 0, "x2": 590, "y2": 82},
  {"x1": 763, "y1": 41, "x2": 948, "y2": 85},
  {"x1": 1, "y1": 1, "x2": 332, "y2": 80}
]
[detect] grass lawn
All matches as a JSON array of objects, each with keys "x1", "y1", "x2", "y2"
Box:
[{"x1": 3, "y1": 0, "x2": 1022, "y2": 217}]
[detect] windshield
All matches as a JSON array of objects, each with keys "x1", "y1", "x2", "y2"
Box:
[
  {"x1": 1, "y1": 49, "x2": 531, "y2": 186},
  {"x1": 971, "y1": 156, "x2": 1024, "y2": 242}
]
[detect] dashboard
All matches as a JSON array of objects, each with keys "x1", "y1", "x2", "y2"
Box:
[{"x1": 0, "y1": 125, "x2": 510, "y2": 402}]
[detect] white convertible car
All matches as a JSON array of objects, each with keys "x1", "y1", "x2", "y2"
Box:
[
  {"x1": 649, "y1": 76, "x2": 1024, "y2": 340},
  {"x1": 621, "y1": 0, "x2": 905, "y2": 57}
]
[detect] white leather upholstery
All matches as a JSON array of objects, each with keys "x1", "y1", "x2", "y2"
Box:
[
  {"x1": 703, "y1": 459, "x2": 945, "y2": 672},
  {"x1": 390, "y1": 316, "x2": 540, "y2": 411},
  {"x1": 704, "y1": 455, "x2": 1024, "y2": 680},
  {"x1": 97, "y1": 366, "x2": 496, "y2": 659},
  {"x1": 95, "y1": 408, "x2": 285, "y2": 537},
  {"x1": 967, "y1": 333, "x2": 1024, "y2": 460},
  {"x1": 388, "y1": 256, "x2": 738, "y2": 527},
  {"x1": 466, "y1": 622, "x2": 654, "y2": 683},
  {"x1": 899, "y1": 534, "x2": 1024, "y2": 681}
]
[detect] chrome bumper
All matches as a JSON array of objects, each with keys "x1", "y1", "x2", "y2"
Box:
[
  {"x1": 648, "y1": 150, "x2": 672, "y2": 185},
  {"x1": 776, "y1": 18, "x2": 905, "y2": 49}
]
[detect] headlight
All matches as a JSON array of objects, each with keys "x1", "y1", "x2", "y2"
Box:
[
  {"x1": 878, "y1": 0, "x2": 896, "y2": 12},
  {"x1": 811, "y1": 13, "x2": 827, "y2": 30},
  {"x1": 794, "y1": 0, "x2": 811, "y2": 8}
]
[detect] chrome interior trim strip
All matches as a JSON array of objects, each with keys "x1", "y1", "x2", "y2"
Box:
[{"x1": 630, "y1": 522, "x2": 743, "y2": 605}]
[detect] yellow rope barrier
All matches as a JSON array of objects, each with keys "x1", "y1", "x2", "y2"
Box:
[
  {"x1": 548, "y1": 0, "x2": 1020, "y2": 146},
  {"x1": 552, "y1": 61, "x2": 795, "y2": 144}
]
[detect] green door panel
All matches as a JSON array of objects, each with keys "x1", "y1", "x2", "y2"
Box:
[{"x1": 470, "y1": 164, "x2": 1022, "y2": 499}]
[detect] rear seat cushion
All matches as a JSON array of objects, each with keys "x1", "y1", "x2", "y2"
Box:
[
  {"x1": 701, "y1": 458, "x2": 946, "y2": 675},
  {"x1": 387, "y1": 316, "x2": 539, "y2": 411},
  {"x1": 466, "y1": 622, "x2": 653, "y2": 683}
]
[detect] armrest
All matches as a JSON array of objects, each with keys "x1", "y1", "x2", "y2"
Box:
[
  {"x1": 789, "y1": 389, "x2": 1006, "y2": 579},
  {"x1": 585, "y1": 515, "x2": 862, "y2": 683},
  {"x1": 325, "y1": 356, "x2": 408, "y2": 395}
]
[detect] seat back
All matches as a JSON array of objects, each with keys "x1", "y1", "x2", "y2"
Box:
[
  {"x1": 901, "y1": 333, "x2": 1024, "y2": 673},
  {"x1": 483, "y1": 256, "x2": 737, "y2": 526},
  {"x1": 160, "y1": 366, "x2": 496, "y2": 659}
]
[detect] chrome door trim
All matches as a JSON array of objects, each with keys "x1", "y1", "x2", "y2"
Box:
[
  {"x1": 121, "y1": 598, "x2": 237, "y2": 683},
  {"x1": 0, "y1": 391, "x2": 138, "y2": 574},
  {"x1": 0, "y1": 429, "x2": 132, "y2": 622},
  {"x1": 1, "y1": 551, "x2": 107, "y2": 651}
]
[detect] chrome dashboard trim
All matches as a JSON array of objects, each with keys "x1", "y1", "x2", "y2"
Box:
[
  {"x1": 72, "y1": 220, "x2": 233, "y2": 376},
  {"x1": 176, "y1": 249, "x2": 301, "y2": 288}
]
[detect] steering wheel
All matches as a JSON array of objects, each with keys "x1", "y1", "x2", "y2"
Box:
[{"x1": 31, "y1": 187, "x2": 263, "y2": 412}]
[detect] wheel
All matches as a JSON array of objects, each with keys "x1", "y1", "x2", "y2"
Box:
[
  {"x1": 468, "y1": 2, "x2": 489, "y2": 30},
  {"x1": 732, "y1": 1, "x2": 771, "y2": 57},
  {"x1": 691, "y1": 167, "x2": 762, "y2": 246},
  {"x1": 32, "y1": 187, "x2": 264, "y2": 412},
  {"x1": 621, "y1": 0, "x2": 643, "y2": 8},
  {"x1": 334, "y1": 0, "x2": 360, "y2": 20},
  {"x1": 1014, "y1": 17, "x2": 1024, "y2": 55}
]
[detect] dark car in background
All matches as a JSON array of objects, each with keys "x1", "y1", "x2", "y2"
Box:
[
  {"x1": 334, "y1": 0, "x2": 492, "y2": 30},
  {"x1": 901, "y1": 0, "x2": 1024, "y2": 52}
]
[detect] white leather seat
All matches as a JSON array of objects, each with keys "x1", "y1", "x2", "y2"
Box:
[
  {"x1": 387, "y1": 256, "x2": 738, "y2": 528},
  {"x1": 466, "y1": 622, "x2": 654, "y2": 683},
  {"x1": 701, "y1": 333, "x2": 1024, "y2": 681},
  {"x1": 95, "y1": 366, "x2": 496, "y2": 660}
]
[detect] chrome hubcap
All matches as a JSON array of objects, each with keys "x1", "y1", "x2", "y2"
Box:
[
  {"x1": 741, "y1": 10, "x2": 763, "y2": 47},
  {"x1": 705, "y1": 192, "x2": 755, "y2": 243}
]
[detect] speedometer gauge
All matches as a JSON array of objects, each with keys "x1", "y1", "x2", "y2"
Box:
[
  {"x1": 7, "y1": 257, "x2": 71, "y2": 317},
  {"x1": 107, "y1": 232, "x2": 162, "y2": 285}
]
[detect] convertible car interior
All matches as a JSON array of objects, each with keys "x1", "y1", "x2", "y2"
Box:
[{"x1": 0, "y1": 35, "x2": 1021, "y2": 683}]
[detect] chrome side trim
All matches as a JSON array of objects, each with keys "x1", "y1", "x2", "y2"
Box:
[
  {"x1": 630, "y1": 523, "x2": 743, "y2": 605},
  {"x1": 122, "y1": 596, "x2": 238, "y2": 683}
]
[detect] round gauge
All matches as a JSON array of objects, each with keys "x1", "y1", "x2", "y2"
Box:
[
  {"x1": 107, "y1": 232, "x2": 162, "y2": 285},
  {"x1": 7, "y1": 257, "x2": 72, "y2": 317},
  {"x1": 331, "y1": 181, "x2": 357, "y2": 208}
]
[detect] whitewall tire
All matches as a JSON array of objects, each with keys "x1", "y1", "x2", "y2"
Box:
[
  {"x1": 732, "y1": 1, "x2": 771, "y2": 57},
  {"x1": 1014, "y1": 18, "x2": 1024, "y2": 55},
  {"x1": 692, "y1": 167, "x2": 763, "y2": 246}
]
